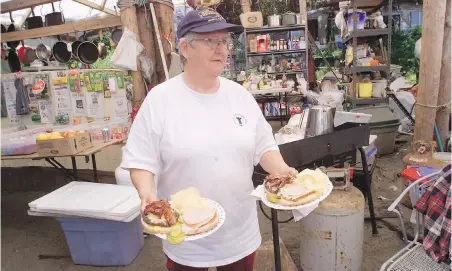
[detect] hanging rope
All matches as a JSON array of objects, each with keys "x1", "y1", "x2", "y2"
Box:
[{"x1": 416, "y1": 101, "x2": 451, "y2": 110}]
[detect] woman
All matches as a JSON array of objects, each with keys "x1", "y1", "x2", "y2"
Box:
[{"x1": 120, "y1": 7, "x2": 296, "y2": 271}]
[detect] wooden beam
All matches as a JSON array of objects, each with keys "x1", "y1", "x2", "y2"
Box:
[
  {"x1": 72, "y1": 0, "x2": 118, "y2": 16},
  {"x1": 414, "y1": 0, "x2": 447, "y2": 141},
  {"x1": 1, "y1": 0, "x2": 59, "y2": 14},
  {"x1": 0, "y1": 16, "x2": 122, "y2": 42}
]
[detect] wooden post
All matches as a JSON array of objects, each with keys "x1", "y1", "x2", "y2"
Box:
[
  {"x1": 299, "y1": 0, "x2": 307, "y2": 25},
  {"x1": 435, "y1": 0, "x2": 451, "y2": 146},
  {"x1": 137, "y1": 5, "x2": 159, "y2": 86},
  {"x1": 119, "y1": 4, "x2": 146, "y2": 106},
  {"x1": 153, "y1": 2, "x2": 174, "y2": 83},
  {"x1": 414, "y1": 0, "x2": 447, "y2": 141},
  {"x1": 241, "y1": 0, "x2": 251, "y2": 13}
]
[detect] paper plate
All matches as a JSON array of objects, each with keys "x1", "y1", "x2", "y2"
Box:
[
  {"x1": 144, "y1": 198, "x2": 226, "y2": 242},
  {"x1": 260, "y1": 181, "x2": 333, "y2": 211}
]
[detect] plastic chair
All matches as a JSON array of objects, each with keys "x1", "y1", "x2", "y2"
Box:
[{"x1": 380, "y1": 171, "x2": 451, "y2": 271}]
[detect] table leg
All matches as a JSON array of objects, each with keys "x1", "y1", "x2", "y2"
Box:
[
  {"x1": 271, "y1": 208, "x2": 282, "y2": 271},
  {"x1": 91, "y1": 154, "x2": 98, "y2": 183},
  {"x1": 358, "y1": 147, "x2": 378, "y2": 234},
  {"x1": 71, "y1": 157, "x2": 78, "y2": 181}
]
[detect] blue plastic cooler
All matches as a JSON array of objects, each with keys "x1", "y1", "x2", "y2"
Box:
[{"x1": 57, "y1": 216, "x2": 144, "y2": 266}]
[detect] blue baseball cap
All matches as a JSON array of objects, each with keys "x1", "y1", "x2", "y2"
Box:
[{"x1": 176, "y1": 7, "x2": 243, "y2": 40}]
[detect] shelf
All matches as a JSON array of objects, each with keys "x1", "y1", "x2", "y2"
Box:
[
  {"x1": 266, "y1": 70, "x2": 306, "y2": 75},
  {"x1": 346, "y1": 96, "x2": 389, "y2": 105},
  {"x1": 249, "y1": 88, "x2": 293, "y2": 95},
  {"x1": 245, "y1": 25, "x2": 305, "y2": 34},
  {"x1": 345, "y1": 65, "x2": 389, "y2": 74},
  {"x1": 265, "y1": 115, "x2": 291, "y2": 121},
  {"x1": 343, "y1": 28, "x2": 390, "y2": 43},
  {"x1": 248, "y1": 49, "x2": 306, "y2": 57}
]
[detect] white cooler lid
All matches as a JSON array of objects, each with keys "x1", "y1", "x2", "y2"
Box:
[{"x1": 29, "y1": 182, "x2": 140, "y2": 218}]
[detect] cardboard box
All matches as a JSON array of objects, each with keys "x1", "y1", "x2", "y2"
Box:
[{"x1": 36, "y1": 133, "x2": 93, "y2": 157}]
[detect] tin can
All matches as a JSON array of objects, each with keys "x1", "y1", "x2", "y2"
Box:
[{"x1": 102, "y1": 128, "x2": 110, "y2": 142}]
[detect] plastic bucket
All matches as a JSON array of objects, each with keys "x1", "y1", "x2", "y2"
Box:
[{"x1": 358, "y1": 83, "x2": 372, "y2": 98}]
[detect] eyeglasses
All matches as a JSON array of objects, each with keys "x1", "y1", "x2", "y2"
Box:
[{"x1": 192, "y1": 37, "x2": 233, "y2": 50}]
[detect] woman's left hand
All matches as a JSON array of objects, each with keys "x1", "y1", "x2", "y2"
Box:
[{"x1": 281, "y1": 166, "x2": 298, "y2": 177}]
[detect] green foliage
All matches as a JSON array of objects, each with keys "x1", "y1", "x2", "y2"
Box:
[{"x1": 391, "y1": 26, "x2": 422, "y2": 76}]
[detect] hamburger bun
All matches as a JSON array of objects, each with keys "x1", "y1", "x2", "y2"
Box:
[
  {"x1": 278, "y1": 191, "x2": 319, "y2": 206},
  {"x1": 141, "y1": 217, "x2": 173, "y2": 234},
  {"x1": 183, "y1": 211, "x2": 219, "y2": 235}
]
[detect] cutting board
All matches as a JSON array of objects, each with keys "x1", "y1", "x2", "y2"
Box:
[{"x1": 29, "y1": 182, "x2": 138, "y2": 216}]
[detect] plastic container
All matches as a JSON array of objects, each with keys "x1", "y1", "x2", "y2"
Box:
[
  {"x1": 352, "y1": 105, "x2": 401, "y2": 155},
  {"x1": 57, "y1": 216, "x2": 144, "y2": 266},
  {"x1": 358, "y1": 82, "x2": 372, "y2": 98},
  {"x1": 371, "y1": 80, "x2": 387, "y2": 98}
]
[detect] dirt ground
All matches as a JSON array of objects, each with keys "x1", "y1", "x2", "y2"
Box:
[{"x1": 1, "y1": 135, "x2": 413, "y2": 271}]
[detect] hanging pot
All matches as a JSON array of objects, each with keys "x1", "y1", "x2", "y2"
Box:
[
  {"x1": 97, "y1": 30, "x2": 107, "y2": 59},
  {"x1": 282, "y1": 12, "x2": 297, "y2": 26},
  {"x1": 45, "y1": 3, "x2": 64, "y2": 26},
  {"x1": 8, "y1": 50, "x2": 21, "y2": 72},
  {"x1": 25, "y1": 10, "x2": 43, "y2": 30},
  {"x1": 36, "y1": 43, "x2": 52, "y2": 60},
  {"x1": 78, "y1": 41, "x2": 99, "y2": 65},
  {"x1": 6, "y1": 12, "x2": 21, "y2": 49},
  {"x1": 17, "y1": 41, "x2": 35, "y2": 64}
]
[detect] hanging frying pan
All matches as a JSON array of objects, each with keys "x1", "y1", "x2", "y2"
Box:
[
  {"x1": 25, "y1": 9, "x2": 43, "y2": 30},
  {"x1": 8, "y1": 50, "x2": 21, "y2": 72},
  {"x1": 52, "y1": 38, "x2": 71, "y2": 64},
  {"x1": 71, "y1": 32, "x2": 82, "y2": 59},
  {"x1": 77, "y1": 32, "x2": 99, "y2": 65},
  {"x1": 6, "y1": 12, "x2": 20, "y2": 49}
]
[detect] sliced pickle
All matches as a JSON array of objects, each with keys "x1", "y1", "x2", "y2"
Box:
[
  {"x1": 169, "y1": 225, "x2": 182, "y2": 237},
  {"x1": 167, "y1": 232, "x2": 185, "y2": 245},
  {"x1": 266, "y1": 193, "x2": 280, "y2": 204}
]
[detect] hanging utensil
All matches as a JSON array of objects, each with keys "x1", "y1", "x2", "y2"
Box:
[
  {"x1": 45, "y1": 2, "x2": 64, "y2": 26},
  {"x1": 36, "y1": 42, "x2": 51, "y2": 61},
  {"x1": 97, "y1": 30, "x2": 107, "y2": 59},
  {"x1": 7, "y1": 12, "x2": 20, "y2": 49}
]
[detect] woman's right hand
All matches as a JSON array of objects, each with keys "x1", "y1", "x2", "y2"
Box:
[{"x1": 140, "y1": 194, "x2": 158, "y2": 214}]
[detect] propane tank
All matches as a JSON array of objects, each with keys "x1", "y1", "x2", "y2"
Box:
[{"x1": 299, "y1": 164, "x2": 365, "y2": 271}]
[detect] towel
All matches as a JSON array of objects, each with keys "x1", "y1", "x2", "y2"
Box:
[{"x1": 251, "y1": 185, "x2": 319, "y2": 222}]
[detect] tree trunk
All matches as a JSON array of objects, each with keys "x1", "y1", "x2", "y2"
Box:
[
  {"x1": 137, "y1": 5, "x2": 159, "y2": 87},
  {"x1": 414, "y1": 0, "x2": 447, "y2": 141},
  {"x1": 153, "y1": 3, "x2": 174, "y2": 83},
  {"x1": 435, "y1": 0, "x2": 451, "y2": 147},
  {"x1": 120, "y1": 5, "x2": 146, "y2": 106}
]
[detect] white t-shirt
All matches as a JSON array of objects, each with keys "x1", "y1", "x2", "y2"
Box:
[{"x1": 120, "y1": 74, "x2": 278, "y2": 267}]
